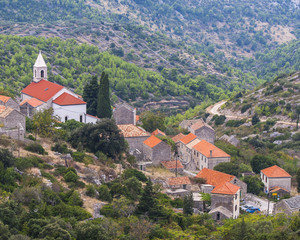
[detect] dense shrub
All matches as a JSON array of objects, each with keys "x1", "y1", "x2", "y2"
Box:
[{"x1": 25, "y1": 143, "x2": 47, "y2": 155}]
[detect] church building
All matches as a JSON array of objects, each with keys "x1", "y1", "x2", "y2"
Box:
[{"x1": 21, "y1": 51, "x2": 99, "y2": 123}]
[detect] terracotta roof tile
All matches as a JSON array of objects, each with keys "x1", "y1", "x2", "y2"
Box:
[
  {"x1": 269, "y1": 186, "x2": 289, "y2": 193},
  {"x1": 143, "y1": 135, "x2": 162, "y2": 148},
  {"x1": 190, "y1": 119, "x2": 214, "y2": 131},
  {"x1": 161, "y1": 160, "x2": 183, "y2": 169},
  {"x1": 53, "y1": 92, "x2": 86, "y2": 106},
  {"x1": 195, "y1": 168, "x2": 234, "y2": 187},
  {"x1": 193, "y1": 140, "x2": 230, "y2": 158},
  {"x1": 118, "y1": 124, "x2": 150, "y2": 138},
  {"x1": 20, "y1": 98, "x2": 44, "y2": 107},
  {"x1": 21, "y1": 80, "x2": 64, "y2": 102},
  {"x1": 180, "y1": 133, "x2": 197, "y2": 144},
  {"x1": 169, "y1": 176, "x2": 191, "y2": 186},
  {"x1": 211, "y1": 182, "x2": 240, "y2": 195},
  {"x1": 152, "y1": 129, "x2": 166, "y2": 136},
  {"x1": 261, "y1": 165, "x2": 291, "y2": 178},
  {"x1": 172, "y1": 133, "x2": 186, "y2": 143},
  {"x1": 0, "y1": 106, "x2": 14, "y2": 118},
  {"x1": 0, "y1": 95, "x2": 11, "y2": 103}
]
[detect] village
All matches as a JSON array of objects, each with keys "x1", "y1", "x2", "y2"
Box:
[{"x1": 0, "y1": 51, "x2": 298, "y2": 222}]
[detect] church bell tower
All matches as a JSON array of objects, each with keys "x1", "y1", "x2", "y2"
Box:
[{"x1": 33, "y1": 51, "x2": 47, "y2": 83}]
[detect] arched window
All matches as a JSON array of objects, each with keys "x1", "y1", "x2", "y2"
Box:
[
  {"x1": 35, "y1": 70, "x2": 36, "y2": 77},
  {"x1": 41, "y1": 70, "x2": 44, "y2": 78},
  {"x1": 80, "y1": 115, "x2": 83, "y2": 122},
  {"x1": 65, "y1": 116, "x2": 68, "y2": 122}
]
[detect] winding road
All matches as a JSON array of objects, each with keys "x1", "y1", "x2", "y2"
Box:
[{"x1": 206, "y1": 101, "x2": 297, "y2": 127}]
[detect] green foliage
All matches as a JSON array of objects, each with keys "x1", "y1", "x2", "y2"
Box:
[
  {"x1": 83, "y1": 76, "x2": 99, "y2": 116},
  {"x1": 32, "y1": 108, "x2": 57, "y2": 137},
  {"x1": 51, "y1": 142, "x2": 70, "y2": 154},
  {"x1": 243, "y1": 176, "x2": 264, "y2": 195},
  {"x1": 183, "y1": 194, "x2": 193, "y2": 216},
  {"x1": 251, "y1": 114, "x2": 260, "y2": 125},
  {"x1": 122, "y1": 169, "x2": 147, "y2": 182},
  {"x1": 97, "y1": 72, "x2": 112, "y2": 118},
  {"x1": 292, "y1": 132, "x2": 300, "y2": 141},
  {"x1": 70, "y1": 119, "x2": 127, "y2": 158},
  {"x1": 97, "y1": 185, "x2": 112, "y2": 202},
  {"x1": 214, "y1": 162, "x2": 240, "y2": 176},
  {"x1": 24, "y1": 143, "x2": 46, "y2": 155},
  {"x1": 212, "y1": 115, "x2": 226, "y2": 125},
  {"x1": 72, "y1": 152, "x2": 85, "y2": 162},
  {"x1": 0, "y1": 148, "x2": 14, "y2": 168},
  {"x1": 297, "y1": 168, "x2": 300, "y2": 193},
  {"x1": 64, "y1": 170, "x2": 79, "y2": 183},
  {"x1": 141, "y1": 111, "x2": 166, "y2": 132},
  {"x1": 250, "y1": 155, "x2": 278, "y2": 174},
  {"x1": 124, "y1": 177, "x2": 142, "y2": 200},
  {"x1": 226, "y1": 119, "x2": 246, "y2": 127},
  {"x1": 86, "y1": 185, "x2": 97, "y2": 198}
]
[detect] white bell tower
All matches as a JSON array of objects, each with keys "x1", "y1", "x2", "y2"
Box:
[{"x1": 33, "y1": 51, "x2": 47, "y2": 83}]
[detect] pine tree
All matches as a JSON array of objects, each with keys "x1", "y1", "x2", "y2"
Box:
[
  {"x1": 183, "y1": 194, "x2": 193, "y2": 215},
  {"x1": 135, "y1": 179, "x2": 155, "y2": 215},
  {"x1": 97, "y1": 72, "x2": 112, "y2": 118},
  {"x1": 83, "y1": 76, "x2": 99, "y2": 116}
]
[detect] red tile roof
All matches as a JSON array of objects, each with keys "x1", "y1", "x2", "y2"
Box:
[
  {"x1": 152, "y1": 129, "x2": 166, "y2": 136},
  {"x1": 180, "y1": 133, "x2": 197, "y2": 144},
  {"x1": 143, "y1": 135, "x2": 162, "y2": 148},
  {"x1": 21, "y1": 80, "x2": 64, "y2": 102},
  {"x1": 118, "y1": 124, "x2": 150, "y2": 138},
  {"x1": 86, "y1": 114, "x2": 100, "y2": 119},
  {"x1": 195, "y1": 168, "x2": 234, "y2": 187},
  {"x1": 136, "y1": 115, "x2": 140, "y2": 122},
  {"x1": 190, "y1": 119, "x2": 214, "y2": 131},
  {"x1": 261, "y1": 165, "x2": 291, "y2": 178},
  {"x1": 53, "y1": 92, "x2": 86, "y2": 106},
  {"x1": 161, "y1": 160, "x2": 183, "y2": 169},
  {"x1": 193, "y1": 140, "x2": 230, "y2": 158},
  {"x1": 0, "y1": 95, "x2": 11, "y2": 103},
  {"x1": 169, "y1": 176, "x2": 191, "y2": 186},
  {"x1": 211, "y1": 182, "x2": 240, "y2": 195},
  {"x1": 172, "y1": 133, "x2": 186, "y2": 143},
  {"x1": 20, "y1": 98, "x2": 44, "y2": 107},
  {"x1": 269, "y1": 186, "x2": 290, "y2": 193}
]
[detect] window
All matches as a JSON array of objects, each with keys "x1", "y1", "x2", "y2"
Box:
[
  {"x1": 183, "y1": 184, "x2": 186, "y2": 189},
  {"x1": 197, "y1": 152, "x2": 199, "y2": 157},
  {"x1": 35, "y1": 70, "x2": 36, "y2": 77},
  {"x1": 65, "y1": 116, "x2": 68, "y2": 122},
  {"x1": 235, "y1": 194, "x2": 237, "y2": 200},
  {"x1": 216, "y1": 212, "x2": 220, "y2": 220},
  {"x1": 80, "y1": 115, "x2": 83, "y2": 122},
  {"x1": 41, "y1": 70, "x2": 44, "y2": 78},
  {"x1": 235, "y1": 205, "x2": 237, "y2": 211},
  {"x1": 234, "y1": 179, "x2": 237, "y2": 184}
]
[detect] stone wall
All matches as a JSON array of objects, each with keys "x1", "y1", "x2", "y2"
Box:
[
  {"x1": 193, "y1": 126, "x2": 215, "y2": 144},
  {"x1": 0, "y1": 110, "x2": 26, "y2": 131},
  {"x1": 143, "y1": 141, "x2": 171, "y2": 165},
  {"x1": 208, "y1": 157, "x2": 230, "y2": 170},
  {"x1": 230, "y1": 178, "x2": 247, "y2": 198},
  {"x1": 113, "y1": 106, "x2": 136, "y2": 125},
  {"x1": 268, "y1": 177, "x2": 291, "y2": 191},
  {"x1": 126, "y1": 136, "x2": 149, "y2": 152}
]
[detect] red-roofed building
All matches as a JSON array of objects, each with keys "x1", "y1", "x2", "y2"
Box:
[
  {"x1": 192, "y1": 140, "x2": 230, "y2": 170},
  {"x1": 168, "y1": 176, "x2": 191, "y2": 191},
  {"x1": 196, "y1": 168, "x2": 247, "y2": 197},
  {"x1": 261, "y1": 165, "x2": 291, "y2": 192},
  {"x1": 161, "y1": 160, "x2": 184, "y2": 174},
  {"x1": 172, "y1": 133, "x2": 186, "y2": 143},
  {"x1": 152, "y1": 129, "x2": 166, "y2": 137},
  {"x1": 21, "y1": 51, "x2": 98, "y2": 124},
  {"x1": 143, "y1": 135, "x2": 171, "y2": 165},
  {"x1": 20, "y1": 98, "x2": 46, "y2": 117},
  {"x1": 210, "y1": 182, "x2": 240, "y2": 220},
  {"x1": 0, "y1": 95, "x2": 18, "y2": 109},
  {"x1": 178, "y1": 133, "x2": 198, "y2": 168}
]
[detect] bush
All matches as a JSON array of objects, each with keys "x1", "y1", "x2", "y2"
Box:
[
  {"x1": 64, "y1": 171, "x2": 79, "y2": 183},
  {"x1": 241, "y1": 104, "x2": 251, "y2": 113},
  {"x1": 51, "y1": 143, "x2": 71, "y2": 154},
  {"x1": 25, "y1": 143, "x2": 46, "y2": 155},
  {"x1": 226, "y1": 119, "x2": 246, "y2": 127},
  {"x1": 97, "y1": 185, "x2": 112, "y2": 202},
  {"x1": 86, "y1": 185, "x2": 96, "y2": 197},
  {"x1": 122, "y1": 169, "x2": 147, "y2": 182},
  {"x1": 72, "y1": 152, "x2": 85, "y2": 162},
  {"x1": 27, "y1": 134, "x2": 36, "y2": 141}
]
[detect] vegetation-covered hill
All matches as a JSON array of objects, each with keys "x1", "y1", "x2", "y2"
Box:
[
  {"x1": 0, "y1": 0, "x2": 299, "y2": 85},
  {"x1": 220, "y1": 72, "x2": 300, "y2": 121}
]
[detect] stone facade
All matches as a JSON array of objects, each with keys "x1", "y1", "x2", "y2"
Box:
[
  {"x1": 274, "y1": 196, "x2": 300, "y2": 215},
  {"x1": 260, "y1": 166, "x2": 291, "y2": 192},
  {"x1": 192, "y1": 125, "x2": 215, "y2": 144},
  {"x1": 211, "y1": 189, "x2": 240, "y2": 219},
  {"x1": 113, "y1": 103, "x2": 136, "y2": 125},
  {"x1": 192, "y1": 149, "x2": 230, "y2": 170},
  {"x1": 127, "y1": 136, "x2": 150, "y2": 152},
  {"x1": 143, "y1": 140, "x2": 171, "y2": 165},
  {"x1": 0, "y1": 97, "x2": 19, "y2": 110},
  {"x1": 229, "y1": 178, "x2": 247, "y2": 198}
]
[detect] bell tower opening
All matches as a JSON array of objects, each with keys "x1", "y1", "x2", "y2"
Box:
[{"x1": 33, "y1": 51, "x2": 47, "y2": 83}]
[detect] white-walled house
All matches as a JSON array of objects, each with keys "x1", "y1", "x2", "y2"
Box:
[
  {"x1": 21, "y1": 51, "x2": 98, "y2": 123},
  {"x1": 260, "y1": 165, "x2": 291, "y2": 193}
]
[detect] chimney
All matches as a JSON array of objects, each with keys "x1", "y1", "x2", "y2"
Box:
[{"x1": 210, "y1": 150, "x2": 212, "y2": 157}]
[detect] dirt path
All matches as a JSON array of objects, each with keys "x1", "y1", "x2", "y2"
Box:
[{"x1": 206, "y1": 101, "x2": 297, "y2": 127}]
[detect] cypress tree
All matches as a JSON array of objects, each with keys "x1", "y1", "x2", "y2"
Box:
[
  {"x1": 97, "y1": 72, "x2": 112, "y2": 118},
  {"x1": 83, "y1": 76, "x2": 99, "y2": 116},
  {"x1": 135, "y1": 179, "x2": 155, "y2": 215}
]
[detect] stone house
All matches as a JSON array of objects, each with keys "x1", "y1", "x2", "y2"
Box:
[
  {"x1": 143, "y1": 135, "x2": 171, "y2": 165},
  {"x1": 209, "y1": 182, "x2": 240, "y2": 220},
  {"x1": 113, "y1": 103, "x2": 136, "y2": 125},
  {"x1": 0, "y1": 106, "x2": 26, "y2": 140},
  {"x1": 20, "y1": 98, "x2": 46, "y2": 117},
  {"x1": 168, "y1": 176, "x2": 191, "y2": 191},
  {"x1": 260, "y1": 165, "x2": 291, "y2": 192},
  {"x1": 178, "y1": 133, "x2": 198, "y2": 163},
  {"x1": 220, "y1": 134, "x2": 240, "y2": 147},
  {"x1": 0, "y1": 95, "x2": 19, "y2": 110},
  {"x1": 192, "y1": 140, "x2": 231, "y2": 170},
  {"x1": 274, "y1": 195, "x2": 300, "y2": 215},
  {"x1": 196, "y1": 168, "x2": 247, "y2": 198},
  {"x1": 180, "y1": 119, "x2": 215, "y2": 144},
  {"x1": 161, "y1": 160, "x2": 184, "y2": 174},
  {"x1": 118, "y1": 124, "x2": 150, "y2": 152},
  {"x1": 152, "y1": 129, "x2": 166, "y2": 137},
  {"x1": 172, "y1": 133, "x2": 186, "y2": 144}
]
